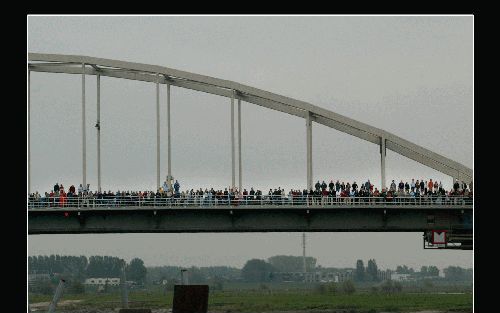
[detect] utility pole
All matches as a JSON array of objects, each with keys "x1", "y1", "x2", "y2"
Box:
[{"x1": 302, "y1": 233, "x2": 307, "y2": 282}]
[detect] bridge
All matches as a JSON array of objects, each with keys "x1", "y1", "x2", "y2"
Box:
[{"x1": 27, "y1": 53, "x2": 473, "y2": 249}]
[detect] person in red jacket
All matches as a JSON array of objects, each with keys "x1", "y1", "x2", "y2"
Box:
[
  {"x1": 428, "y1": 179, "x2": 434, "y2": 192},
  {"x1": 60, "y1": 190, "x2": 66, "y2": 207}
]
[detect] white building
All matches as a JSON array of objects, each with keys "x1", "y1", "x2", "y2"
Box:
[
  {"x1": 84, "y1": 277, "x2": 120, "y2": 286},
  {"x1": 390, "y1": 273, "x2": 412, "y2": 281}
]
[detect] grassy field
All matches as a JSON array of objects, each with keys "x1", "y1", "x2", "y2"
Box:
[{"x1": 29, "y1": 289, "x2": 473, "y2": 312}]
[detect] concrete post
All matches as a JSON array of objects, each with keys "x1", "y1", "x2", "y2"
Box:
[
  {"x1": 306, "y1": 112, "x2": 313, "y2": 190},
  {"x1": 238, "y1": 98, "x2": 242, "y2": 192},
  {"x1": 82, "y1": 63, "x2": 86, "y2": 188},
  {"x1": 156, "y1": 73, "x2": 160, "y2": 190},
  {"x1": 96, "y1": 74, "x2": 101, "y2": 192},
  {"x1": 28, "y1": 70, "x2": 31, "y2": 195},
  {"x1": 380, "y1": 137, "x2": 386, "y2": 191},
  {"x1": 231, "y1": 91, "x2": 235, "y2": 189},
  {"x1": 47, "y1": 279, "x2": 65, "y2": 313}
]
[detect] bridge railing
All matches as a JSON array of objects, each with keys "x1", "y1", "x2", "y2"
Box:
[{"x1": 27, "y1": 194, "x2": 473, "y2": 209}]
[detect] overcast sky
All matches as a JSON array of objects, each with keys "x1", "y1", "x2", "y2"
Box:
[{"x1": 28, "y1": 15, "x2": 473, "y2": 270}]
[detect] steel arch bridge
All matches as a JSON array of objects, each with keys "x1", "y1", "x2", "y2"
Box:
[
  {"x1": 28, "y1": 53, "x2": 473, "y2": 249},
  {"x1": 28, "y1": 52, "x2": 472, "y2": 193}
]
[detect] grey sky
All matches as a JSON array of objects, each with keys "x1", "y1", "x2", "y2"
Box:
[{"x1": 28, "y1": 15, "x2": 473, "y2": 270}]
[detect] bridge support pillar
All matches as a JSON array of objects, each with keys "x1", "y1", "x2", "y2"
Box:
[
  {"x1": 96, "y1": 74, "x2": 101, "y2": 192},
  {"x1": 380, "y1": 137, "x2": 386, "y2": 191},
  {"x1": 156, "y1": 73, "x2": 160, "y2": 190},
  {"x1": 306, "y1": 112, "x2": 313, "y2": 190},
  {"x1": 28, "y1": 70, "x2": 31, "y2": 195},
  {"x1": 167, "y1": 83, "x2": 172, "y2": 186},
  {"x1": 238, "y1": 98, "x2": 242, "y2": 192},
  {"x1": 82, "y1": 63, "x2": 87, "y2": 189},
  {"x1": 231, "y1": 90, "x2": 236, "y2": 190}
]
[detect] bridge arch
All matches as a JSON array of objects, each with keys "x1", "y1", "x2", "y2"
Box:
[{"x1": 28, "y1": 53, "x2": 472, "y2": 193}]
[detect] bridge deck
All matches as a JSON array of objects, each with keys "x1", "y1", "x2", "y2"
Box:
[{"x1": 28, "y1": 204, "x2": 472, "y2": 234}]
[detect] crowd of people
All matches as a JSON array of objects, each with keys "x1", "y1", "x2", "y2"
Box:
[{"x1": 28, "y1": 177, "x2": 473, "y2": 208}]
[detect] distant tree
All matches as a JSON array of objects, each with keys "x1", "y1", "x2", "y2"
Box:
[
  {"x1": 126, "y1": 258, "x2": 147, "y2": 284},
  {"x1": 341, "y1": 280, "x2": 356, "y2": 295},
  {"x1": 241, "y1": 259, "x2": 275, "y2": 282},
  {"x1": 354, "y1": 260, "x2": 365, "y2": 282},
  {"x1": 366, "y1": 259, "x2": 379, "y2": 282},
  {"x1": 427, "y1": 266, "x2": 439, "y2": 277},
  {"x1": 396, "y1": 265, "x2": 414, "y2": 274},
  {"x1": 187, "y1": 266, "x2": 207, "y2": 283},
  {"x1": 268, "y1": 255, "x2": 317, "y2": 272},
  {"x1": 444, "y1": 266, "x2": 470, "y2": 281},
  {"x1": 381, "y1": 279, "x2": 403, "y2": 293},
  {"x1": 420, "y1": 266, "x2": 428, "y2": 277}
]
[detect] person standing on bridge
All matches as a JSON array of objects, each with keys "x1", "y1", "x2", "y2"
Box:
[
  {"x1": 461, "y1": 181, "x2": 467, "y2": 192},
  {"x1": 428, "y1": 179, "x2": 434, "y2": 192},
  {"x1": 419, "y1": 180, "x2": 425, "y2": 192},
  {"x1": 329, "y1": 180, "x2": 334, "y2": 192},
  {"x1": 321, "y1": 181, "x2": 327, "y2": 191},
  {"x1": 398, "y1": 180, "x2": 404, "y2": 192},
  {"x1": 315, "y1": 181, "x2": 321, "y2": 192},
  {"x1": 174, "y1": 180, "x2": 180, "y2": 195},
  {"x1": 390, "y1": 180, "x2": 396, "y2": 192},
  {"x1": 54, "y1": 183, "x2": 60, "y2": 195},
  {"x1": 352, "y1": 181, "x2": 358, "y2": 192},
  {"x1": 411, "y1": 179, "x2": 415, "y2": 192}
]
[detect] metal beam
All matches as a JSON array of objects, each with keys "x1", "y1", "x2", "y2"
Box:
[
  {"x1": 82, "y1": 63, "x2": 86, "y2": 189},
  {"x1": 28, "y1": 70, "x2": 31, "y2": 194},
  {"x1": 238, "y1": 98, "x2": 242, "y2": 193},
  {"x1": 156, "y1": 73, "x2": 160, "y2": 190},
  {"x1": 167, "y1": 83, "x2": 171, "y2": 180},
  {"x1": 306, "y1": 112, "x2": 313, "y2": 190},
  {"x1": 28, "y1": 53, "x2": 472, "y2": 183},
  {"x1": 28, "y1": 64, "x2": 307, "y2": 119},
  {"x1": 231, "y1": 90, "x2": 235, "y2": 190},
  {"x1": 381, "y1": 137, "x2": 386, "y2": 191},
  {"x1": 97, "y1": 74, "x2": 101, "y2": 192}
]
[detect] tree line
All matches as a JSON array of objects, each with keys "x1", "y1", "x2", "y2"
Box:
[
  {"x1": 29, "y1": 254, "x2": 472, "y2": 285},
  {"x1": 28, "y1": 255, "x2": 147, "y2": 284}
]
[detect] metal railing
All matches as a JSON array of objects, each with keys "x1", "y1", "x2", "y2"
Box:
[{"x1": 27, "y1": 194, "x2": 473, "y2": 209}]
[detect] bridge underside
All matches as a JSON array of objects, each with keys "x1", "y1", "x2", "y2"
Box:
[{"x1": 29, "y1": 207, "x2": 472, "y2": 235}]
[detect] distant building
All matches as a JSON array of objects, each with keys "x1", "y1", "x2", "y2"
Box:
[
  {"x1": 335, "y1": 270, "x2": 354, "y2": 283},
  {"x1": 28, "y1": 273, "x2": 51, "y2": 288},
  {"x1": 84, "y1": 277, "x2": 120, "y2": 286},
  {"x1": 390, "y1": 273, "x2": 412, "y2": 281},
  {"x1": 377, "y1": 269, "x2": 393, "y2": 281}
]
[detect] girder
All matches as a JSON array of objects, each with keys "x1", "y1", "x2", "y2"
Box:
[{"x1": 28, "y1": 53, "x2": 472, "y2": 182}]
